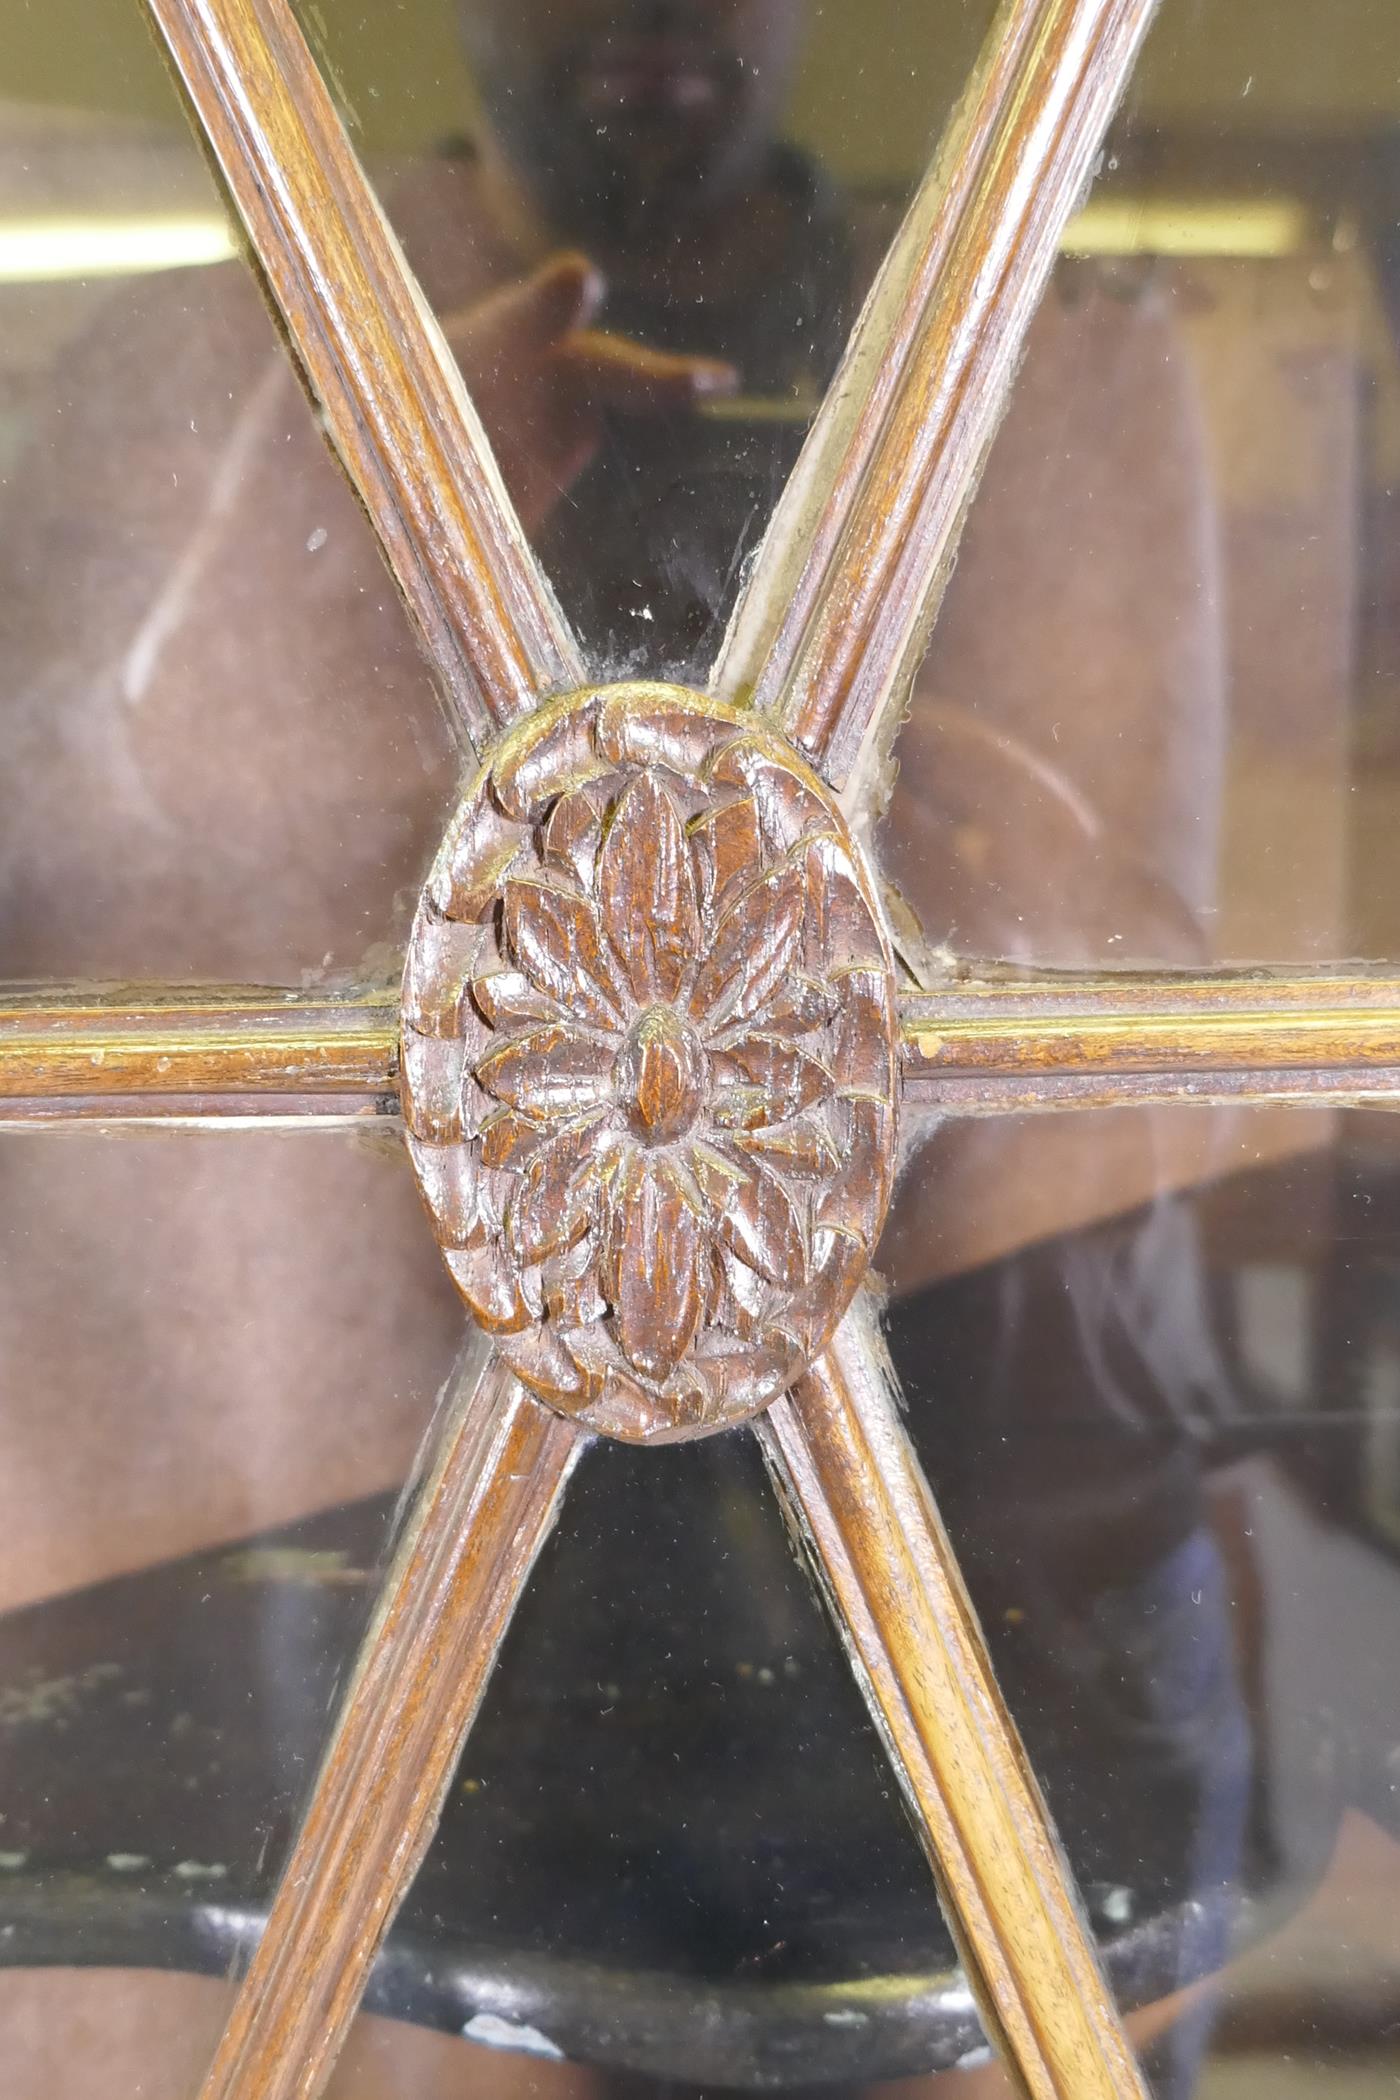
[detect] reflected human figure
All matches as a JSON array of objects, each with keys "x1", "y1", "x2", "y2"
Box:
[{"x1": 0, "y1": 2, "x2": 1249, "y2": 2095}]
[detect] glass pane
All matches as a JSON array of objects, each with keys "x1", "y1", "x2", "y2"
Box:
[
  {"x1": 881, "y1": 1100, "x2": 1400, "y2": 2095},
  {"x1": 339, "y1": 1424, "x2": 949, "y2": 2087},
  {"x1": 308, "y1": 0, "x2": 997, "y2": 679},
  {"x1": 291, "y1": 1099, "x2": 1400, "y2": 2095},
  {"x1": 0, "y1": 1128, "x2": 462, "y2": 2093},
  {"x1": 0, "y1": 6, "x2": 456, "y2": 983},
  {"x1": 879, "y1": 0, "x2": 1400, "y2": 971}
]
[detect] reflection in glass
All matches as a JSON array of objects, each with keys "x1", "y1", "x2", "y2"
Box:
[
  {"x1": 878, "y1": 0, "x2": 1400, "y2": 971},
  {"x1": 882, "y1": 1102, "x2": 1400, "y2": 2098},
  {"x1": 0, "y1": 1129, "x2": 462, "y2": 2095},
  {"x1": 264, "y1": 1101, "x2": 1400, "y2": 2100},
  {"x1": 312, "y1": 0, "x2": 994, "y2": 682},
  {"x1": 0, "y1": 9, "x2": 457, "y2": 985},
  {"x1": 9, "y1": 1106, "x2": 1399, "y2": 2092},
  {"x1": 0, "y1": 0, "x2": 1004, "y2": 985}
]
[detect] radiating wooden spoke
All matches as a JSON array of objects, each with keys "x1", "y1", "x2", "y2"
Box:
[
  {"x1": 144, "y1": 0, "x2": 583, "y2": 746},
  {"x1": 714, "y1": 0, "x2": 1159, "y2": 794},
  {"x1": 197, "y1": 1352, "x2": 586, "y2": 2100},
  {"x1": 0, "y1": 985, "x2": 397, "y2": 1124},
  {"x1": 901, "y1": 972, "x2": 1400, "y2": 1111},
  {"x1": 757, "y1": 1311, "x2": 1151, "y2": 2100}
]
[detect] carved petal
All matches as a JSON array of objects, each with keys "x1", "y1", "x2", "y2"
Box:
[
  {"x1": 708, "y1": 1085, "x2": 770, "y2": 1133},
  {"x1": 472, "y1": 968, "x2": 561, "y2": 1031},
  {"x1": 443, "y1": 1242, "x2": 532, "y2": 1333},
  {"x1": 691, "y1": 1142, "x2": 807, "y2": 1287},
  {"x1": 705, "y1": 731, "x2": 833, "y2": 854},
  {"x1": 733, "y1": 1118, "x2": 840, "y2": 1178},
  {"x1": 829, "y1": 963, "x2": 898, "y2": 1101},
  {"x1": 430, "y1": 792, "x2": 524, "y2": 921},
  {"x1": 711, "y1": 1033, "x2": 832, "y2": 1124},
  {"x1": 405, "y1": 1137, "x2": 491, "y2": 1248},
  {"x1": 543, "y1": 1237, "x2": 609, "y2": 1328},
  {"x1": 727, "y1": 971, "x2": 833, "y2": 1039},
  {"x1": 491, "y1": 691, "x2": 605, "y2": 821},
  {"x1": 403, "y1": 910, "x2": 488, "y2": 1035},
  {"x1": 506, "y1": 1119, "x2": 610, "y2": 1266},
  {"x1": 610, "y1": 1158, "x2": 704, "y2": 1383},
  {"x1": 504, "y1": 879, "x2": 628, "y2": 1027},
  {"x1": 560, "y1": 1322, "x2": 627, "y2": 1383},
  {"x1": 479, "y1": 1107, "x2": 550, "y2": 1171},
  {"x1": 715, "y1": 1244, "x2": 767, "y2": 1337},
  {"x1": 599, "y1": 775, "x2": 701, "y2": 1005},
  {"x1": 815, "y1": 1095, "x2": 893, "y2": 1242},
  {"x1": 585, "y1": 1364, "x2": 677, "y2": 1444},
  {"x1": 766, "y1": 1226, "x2": 868, "y2": 1360},
  {"x1": 690, "y1": 1335, "x2": 795, "y2": 1418},
  {"x1": 476, "y1": 1023, "x2": 615, "y2": 1118},
  {"x1": 400, "y1": 1029, "x2": 467, "y2": 1143},
  {"x1": 687, "y1": 795, "x2": 764, "y2": 925},
  {"x1": 690, "y1": 860, "x2": 805, "y2": 1032},
  {"x1": 804, "y1": 834, "x2": 887, "y2": 973},
  {"x1": 541, "y1": 782, "x2": 607, "y2": 889},
  {"x1": 598, "y1": 683, "x2": 738, "y2": 775},
  {"x1": 495, "y1": 1322, "x2": 599, "y2": 1407}
]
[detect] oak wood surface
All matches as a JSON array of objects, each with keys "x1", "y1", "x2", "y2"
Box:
[
  {"x1": 758, "y1": 1314, "x2": 1151, "y2": 2100},
  {"x1": 402, "y1": 683, "x2": 899, "y2": 1443},
  {"x1": 195, "y1": 1354, "x2": 585, "y2": 2100},
  {"x1": 714, "y1": 0, "x2": 1159, "y2": 793},
  {"x1": 143, "y1": 0, "x2": 582, "y2": 748},
  {"x1": 902, "y1": 973, "x2": 1400, "y2": 1107},
  {"x1": 5, "y1": 975, "x2": 1400, "y2": 1124},
  {"x1": 0, "y1": 986, "x2": 398, "y2": 1112}
]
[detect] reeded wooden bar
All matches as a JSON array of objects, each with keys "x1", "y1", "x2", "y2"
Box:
[
  {"x1": 143, "y1": 0, "x2": 582, "y2": 745},
  {"x1": 758, "y1": 1315, "x2": 1150, "y2": 2100},
  {"x1": 715, "y1": 0, "x2": 1158, "y2": 791},
  {"x1": 0, "y1": 986, "x2": 397, "y2": 1120},
  {"x1": 199, "y1": 1358, "x2": 586, "y2": 2100},
  {"x1": 902, "y1": 973, "x2": 1400, "y2": 1109},
  {"x1": 8, "y1": 975, "x2": 1400, "y2": 1125}
]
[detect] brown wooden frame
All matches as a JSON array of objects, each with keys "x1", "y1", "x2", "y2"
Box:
[
  {"x1": 9, "y1": 0, "x2": 1382, "y2": 2092},
  {"x1": 6, "y1": 973, "x2": 1400, "y2": 1123}
]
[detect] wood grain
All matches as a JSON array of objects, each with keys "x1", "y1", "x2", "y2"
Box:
[
  {"x1": 714, "y1": 0, "x2": 1159, "y2": 792},
  {"x1": 758, "y1": 1312, "x2": 1150, "y2": 2100},
  {"x1": 402, "y1": 684, "x2": 899, "y2": 1443},
  {"x1": 198, "y1": 1354, "x2": 585, "y2": 2100},
  {"x1": 902, "y1": 972, "x2": 1400, "y2": 1108},
  {"x1": 143, "y1": 0, "x2": 582, "y2": 746},
  {"x1": 8, "y1": 971, "x2": 1400, "y2": 1124},
  {"x1": 0, "y1": 987, "x2": 397, "y2": 1115}
]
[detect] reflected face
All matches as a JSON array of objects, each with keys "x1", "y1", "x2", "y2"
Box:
[{"x1": 459, "y1": 0, "x2": 805, "y2": 243}]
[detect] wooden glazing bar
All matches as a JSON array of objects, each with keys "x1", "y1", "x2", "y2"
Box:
[
  {"x1": 758, "y1": 1315, "x2": 1149, "y2": 2100},
  {"x1": 902, "y1": 975, "x2": 1400, "y2": 1095},
  {"x1": 0, "y1": 1096, "x2": 393, "y2": 1130},
  {"x1": 143, "y1": 0, "x2": 582, "y2": 745},
  {"x1": 9, "y1": 975, "x2": 1400, "y2": 1122},
  {"x1": 901, "y1": 1064, "x2": 1400, "y2": 1116},
  {"x1": 199, "y1": 1356, "x2": 586, "y2": 2100},
  {"x1": 0, "y1": 987, "x2": 398, "y2": 1110},
  {"x1": 715, "y1": 0, "x2": 1158, "y2": 792}
]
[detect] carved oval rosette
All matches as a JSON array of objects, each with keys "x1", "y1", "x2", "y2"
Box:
[{"x1": 402, "y1": 683, "x2": 898, "y2": 1445}]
